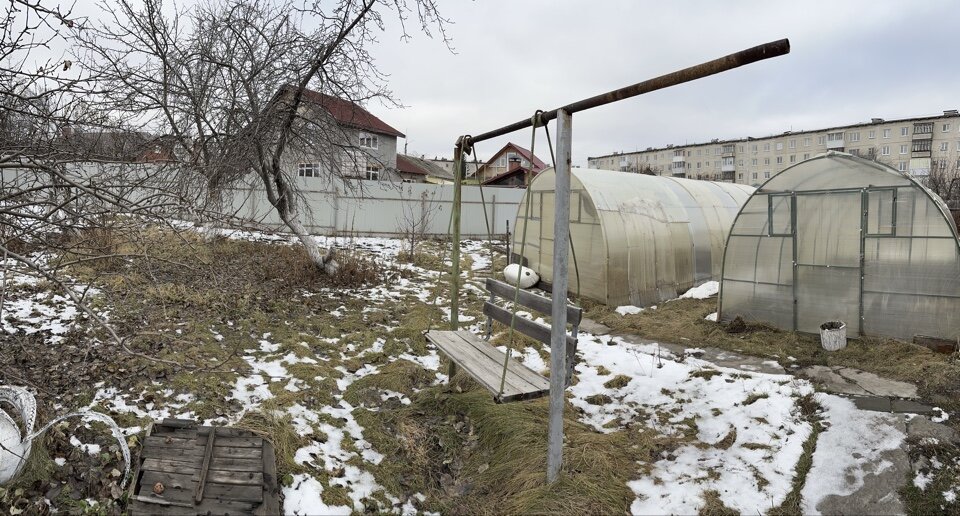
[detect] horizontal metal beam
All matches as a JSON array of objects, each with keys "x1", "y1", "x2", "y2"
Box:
[{"x1": 464, "y1": 39, "x2": 790, "y2": 148}]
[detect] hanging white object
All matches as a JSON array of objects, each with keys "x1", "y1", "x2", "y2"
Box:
[
  {"x1": 503, "y1": 264, "x2": 539, "y2": 289},
  {"x1": 0, "y1": 386, "x2": 131, "y2": 487}
]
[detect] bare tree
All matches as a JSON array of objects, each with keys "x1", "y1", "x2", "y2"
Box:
[
  {"x1": 73, "y1": 0, "x2": 447, "y2": 272},
  {"x1": 397, "y1": 187, "x2": 439, "y2": 261}
]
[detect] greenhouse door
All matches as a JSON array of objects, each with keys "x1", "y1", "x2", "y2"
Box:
[{"x1": 794, "y1": 191, "x2": 862, "y2": 336}]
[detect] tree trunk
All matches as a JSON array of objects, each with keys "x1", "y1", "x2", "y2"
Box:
[{"x1": 281, "y1": 209, "x2": 338, "y2": 274}]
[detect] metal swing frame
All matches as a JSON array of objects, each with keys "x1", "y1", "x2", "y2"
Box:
[{"x1": 445, "y1": 38, "x2": 790, "y2": 483}]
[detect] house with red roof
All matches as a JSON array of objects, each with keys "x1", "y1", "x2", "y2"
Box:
[
  {"x1": 279, "y1": 85, "x2": 406, "y2": 183},
  {"x1": 474, "y1": 142, "x2": 547, "y2": 187}
]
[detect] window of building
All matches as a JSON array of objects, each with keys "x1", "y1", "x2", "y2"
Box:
[
  {"x1": 752, "y1": 172, "x2": 758, "y2": 179},
  {"x1": 763, "y1": 143, "x2": 770, "y2": 152},
  {"x1": 715, "y1": 147, "x2": 721, "y2": 156},
  {"x1": 868, "y1": 130, "x2": 876, "y2": 139},
  {"x1": 789, "y1": 139, "x2": 796, "y2": 149},
  {"x1": 776, "y1": 142, "x2": 783, "y2": 151},
  {"x1": 941, "y1": 142, "x2": 949, "y2": 152},
  {"x1": 739, "y1": 145, "x2": 745, "y2": 152},
  {"x1": 849, "y1": 132, "x2": 860, "y2": 142},
  {"x1": 738, "y1": 160, "x2": 743, "y2": 166},
  {"x1": 883, "y1": 128, "x2": 891, "y2": 138},
  {"x1": 715, "y1": 160, "x2": 721, "y2": 167},
  {"x1": 789, "y1": 155, "x2": 796, "y2": 163},
  {"x1": 804, "y1": 137, "x2": 811, "y2": 147},
  {"x1": 817, "y1": 135, "x2": 825, "y2": 145},
  {"x1": 881, "y1": 145, "x2": 890, "y2": 155},
  {"x1": 914, "y1": 122, "x2": 932, "y2": 134},
  {"x1": 752, "y1": 144, "x2": 758, "y2": 152},
  {"x1": 898, "y1": 161, "x2": 908, "y2": 172},
  {"x1": 365, "y1": 164, "x2": 381, "y2": 180},
  {"x1": 764, "y1": 158, "x2": 770, "y2": 165},
  {"x1": 298, "y1": 162, "x2": 320, "y2": 177},
  {"x1": 803, "y1": 153, "x2": 810, "y2": 160},
  {"x1": 359, "y1": 132, "x2": 378, "y2": 149},
  {"x1": 913, "y1": 140, "x2": 932, "y2": 152},
  {"x1": 764, "y1": 171, "x2": 771, "y2": 179},
  {"x1": 943, "y1": 123, "x2": 951, "y2": 132},
  {"x1": 776, "y1": 156, "x2": 783, "y2": 164},
  {"x1": 738, "y1": 173, "x2": 743, "y2": 180},
  {"x1": 827, "y1": 132, "x2": 844, "y2": 142},
  {"x1": 901, "y1": 127, "x2": 909, "y2": 136},
  {"x1": 900, "y1": 144, "x2": 908, "y2": 154},
  {"x1": 849, "y1": 149, "x2": 860, "y2": 157},
  {"x1": 752, "y1": 158, "x2": 758, "y2": 166}
]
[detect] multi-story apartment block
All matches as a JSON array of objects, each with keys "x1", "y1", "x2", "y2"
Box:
[{"x1": 587, "y1": 110, "x2": 960, "y2": 187}]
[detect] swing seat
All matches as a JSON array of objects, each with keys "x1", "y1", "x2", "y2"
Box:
[{"x1": 426, "y1": 278, "x2": 582, "y2": 403}]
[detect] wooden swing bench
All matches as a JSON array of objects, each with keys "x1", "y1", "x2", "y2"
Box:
[{"x1": 426, "y1": 278, "x2": 583, "y2": 403}]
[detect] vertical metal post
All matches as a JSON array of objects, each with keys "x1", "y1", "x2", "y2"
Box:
[
  {"x1": 448, "y1": 144, "x2": 464, "y2": 378},
  {"x1": 546, "y1": 109, "x2": 572, "y2": 483}
]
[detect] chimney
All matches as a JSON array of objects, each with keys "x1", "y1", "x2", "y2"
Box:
[
  {"x1": 871, "y1": 118, "x2": 884, "y2": 123},
  {"x1": 944, "y1": 110, "x2": 959, "y2": 117}
]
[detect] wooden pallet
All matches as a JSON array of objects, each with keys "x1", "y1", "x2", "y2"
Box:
[
  {"x1": 426, "y1": 329, "x2": 550, "y2": 402},
  {"x1": 128, "y1": 419, "x2": 279, "y2": 516}
]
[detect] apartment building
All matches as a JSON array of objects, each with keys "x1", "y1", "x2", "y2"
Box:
[{"x1": 587, "y1": 110, "x2": 960, "y2": 186}]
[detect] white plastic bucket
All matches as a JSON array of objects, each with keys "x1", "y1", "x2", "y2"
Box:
[{"x1": 820, "y1": 321, "x2": 847, "y2": 351}]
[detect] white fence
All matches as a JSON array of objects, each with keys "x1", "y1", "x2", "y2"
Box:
[
  {"x1": 1, "y1": 164, "x2": 525, "y2": 239},
  {"x1": 222, "y1": 179, "x2": 525, "y2": 239}
]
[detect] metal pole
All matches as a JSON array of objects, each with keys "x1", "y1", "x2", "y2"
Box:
[
  {"x1": 465, "y1": 39, "x2": 789, "y2": 147},
  {"x1": 546, "y1": 109, "x2": 572, "y2": 483},
  {"x1": 448, "y1": 142, "x2": 464, "y2": 378}
]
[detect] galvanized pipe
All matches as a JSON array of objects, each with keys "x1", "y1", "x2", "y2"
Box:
[
  {"x1": 462, "y1": 39, "x2": 789, "y2": 149},
  {"x1": 546, "y1": 108, "x2": 572, "y2": 483}
]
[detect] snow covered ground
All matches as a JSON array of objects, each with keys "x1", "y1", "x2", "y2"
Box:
[{"x1": 6, "y1": 230, "x2": 944, "y2": 514}]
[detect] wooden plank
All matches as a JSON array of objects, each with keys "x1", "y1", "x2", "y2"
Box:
[
  {"x1": 141, "y1": 458, "x2": 199, "y2": 476},
  {"x1": 142, "y1": 443, "x2": 263, "y2": 461},
  {"x1": 138, "y1": 471, "x2": 196, "y2": 503},
  {"x1": 206, "y1": 469, "x2": 264, "y2": 486},
  {"x1": 428, "y1": 331, "x2": 536, "y2": 397},
  {"x1": 427, "y1": 330, "x2": 549, "y2": 402},
  {"x1": 454, "y1": 331, "x2": 552, "y2": 389},
  {"x1": 130, "y1": 497, "x2": 254, "y2": 516},
  {"x1": 256, "y1": 440, "x2": 280, "y2": 516},
  {"x1": 145, "y1": 434, "x2": 262, "y2": 449},
  {"x1": 209, "y1": 457, "x2": 265, "y2": 473},
  {"x1": 214, "y1": 446, "x2": 262, "y2": 459},
  {"x1": 486, "y1": 278, "x2": 582, "y2": 326},
  {"x1": 484, "y1": 302, "x2": 577, "y2": 349},
  {"x1": 195, "y1": 425, "x2": 217, "y2": 503},
  {"x1": 204, "y1": 482, "x2": 264, "y2": 503}
]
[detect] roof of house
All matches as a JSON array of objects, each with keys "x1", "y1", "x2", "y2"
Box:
[
  {"x1": 481, "y1": 166, "x2": 538, "y2": 186},
  {"x1": 398, "y1": 154, "x2": 453, "y2": 180},
  {"x1": 293, "y1": 86, "x2": 405, "y2": 138},
  {"x1": 478, "y1": 142, "x2": 547, "y2": 173}
]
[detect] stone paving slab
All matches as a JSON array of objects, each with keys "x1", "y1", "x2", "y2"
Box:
[
  {"x1": 579, "y1": 317, "x2": 611, "y2": 336},
  {"x1": 835, "y1": 367, "x2": 918, "y2": 398}
]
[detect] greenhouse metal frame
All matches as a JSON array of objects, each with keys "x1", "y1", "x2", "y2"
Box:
[{"x1": 718, "y1": 151, "x2": 960, "y2": 342}]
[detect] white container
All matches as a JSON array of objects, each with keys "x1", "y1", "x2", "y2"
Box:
[
  {"x1": 820, "y1": 321, "x2": 847, "y2": 351},
  {"x1": 503, "y1": 264, "x2": 540, "y2": 289}
]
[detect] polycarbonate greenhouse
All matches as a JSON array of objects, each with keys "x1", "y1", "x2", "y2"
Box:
[
  {"x1": 511, "y1": 167, "x2": 754, "y2": 307},
  {"x1": 719, "y1": 151, "x2": 960, "y2": 342}
]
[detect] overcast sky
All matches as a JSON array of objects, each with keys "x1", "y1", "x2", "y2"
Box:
[{"x1": 369, "y1": 0, "x2": 959, "y2": 167}]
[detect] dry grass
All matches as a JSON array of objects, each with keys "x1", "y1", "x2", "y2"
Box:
[
  {"x1": 698, "y1": 489, "x2": 739, "y2": 516},
  {"x1": 357, "y1": 387, "x2": 684, "y2": 515}
]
